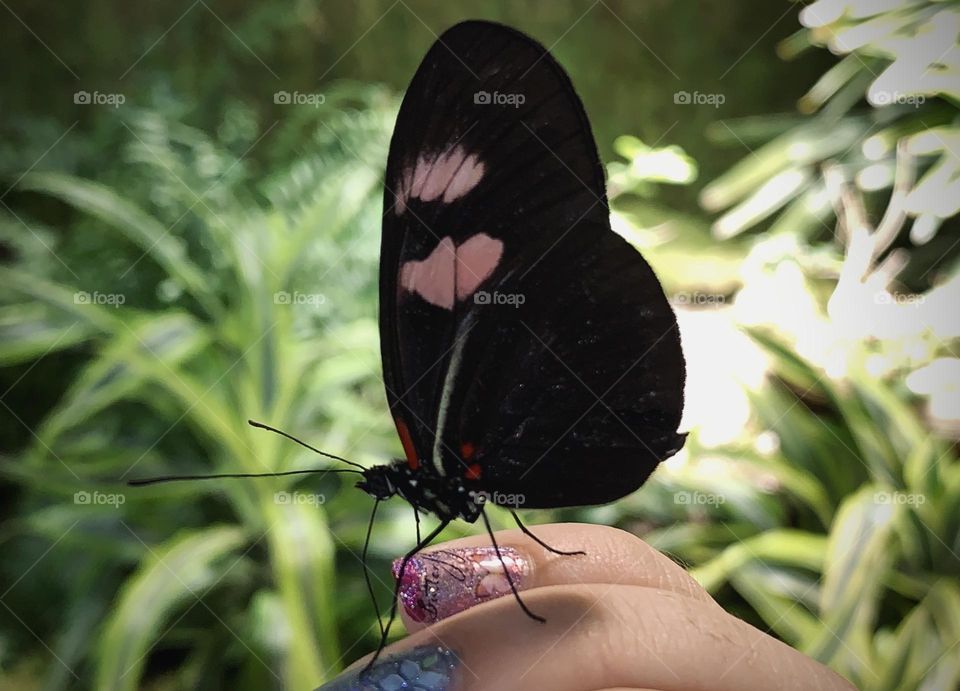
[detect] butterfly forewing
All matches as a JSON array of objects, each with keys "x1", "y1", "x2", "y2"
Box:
[{"x1": 380, "y1": 20, "x2": 685, "y2": 504}]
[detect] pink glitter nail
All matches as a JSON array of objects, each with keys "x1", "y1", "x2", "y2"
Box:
[{"x1": 392, "y1": 546, "x2": 532, "y2": 624}]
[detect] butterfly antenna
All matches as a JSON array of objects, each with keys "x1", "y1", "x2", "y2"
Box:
[
  {"x1": 247, "y1": 419, "x2": 367, "y2": 471},
  {"x1": 128, "y1": 467, "x2": 363, "y2": 487}
]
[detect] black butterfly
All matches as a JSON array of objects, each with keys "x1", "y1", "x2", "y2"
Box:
[
  {"x1": 132, "y1": 18, "x2": 685, "y2": 673},
  {"x1": 354, "y1": 17, "x2": 686, "y2": 659}
]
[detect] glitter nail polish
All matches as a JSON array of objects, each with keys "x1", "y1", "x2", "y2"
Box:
[
  {"x1": 314, "y1": 644, "x2": 459, "y2": 691},
  {"x1": 393, "y1": 546, "x2": 532, "y2": 624}
]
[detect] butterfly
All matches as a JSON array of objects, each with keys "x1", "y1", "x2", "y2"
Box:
[
  {"x1": 132, "y1": 18, "x2": 686, "y2": 674},
  {"x1": 364, "y1": 19, "x2": 686, "y2": 527},
  {"x1": 354, "y1": 17, "x2": 686, "y2": 660}
]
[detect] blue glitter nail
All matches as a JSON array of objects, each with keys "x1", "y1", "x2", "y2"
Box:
[{"x1": 315, "y1": 644, "x2": 460, "y2": 691}]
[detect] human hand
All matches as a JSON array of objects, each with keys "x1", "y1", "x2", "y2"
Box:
[{"x1": 317, "y1": 522, "x2": 856, "y2": 691}]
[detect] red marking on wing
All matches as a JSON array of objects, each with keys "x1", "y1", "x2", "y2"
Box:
[
  {"x1": 460, "y1": 441, "x2": 476, "y2": 460},
  {"x1": 395, "y1": 418, "x2": 419, "y2": 470},
  {"x1": 465, "y1": 463, "x2": 482, "y2": 480}
]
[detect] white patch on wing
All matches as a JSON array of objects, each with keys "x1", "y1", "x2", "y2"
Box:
[
  {"x1": 394, "y1": 146, "x2": 484, "y2": 215},
  {"x1": 455, "y1": 233, "x2": 503, "y2": 300},
  {"x1": 399, "y1": 233, "x2": 504, "y2": 309},
  {"x1": 432, "y1": 315, "x2": 473, "y2": 475}
]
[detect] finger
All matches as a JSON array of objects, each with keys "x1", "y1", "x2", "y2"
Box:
[
  {"x1": 323, "y1": 584, "x2": 854, "y2": 691},
  {"x1": 394, "y1": 522, "x2": 714, "y2": 630}
]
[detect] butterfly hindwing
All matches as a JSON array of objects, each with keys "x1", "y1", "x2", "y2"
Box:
[
  {"x1": 380, "y1": 20, "x2": 686, "y2": 505},
  {"x1": 443, "y1": 221, "x2": 686, "y2": 508}
]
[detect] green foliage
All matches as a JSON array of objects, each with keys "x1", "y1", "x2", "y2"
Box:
[
  {"x1": 1, "y1": 87, "x2": 400, "y2": 688},
  {"x1": 599, "y1": 3, "x2": 960, "y2": 689},
  {"x1": 702, "y1": 0, "x2": 960, "y2": 276},
  {"x1": 2, "y1": 3, "x2": 959, "y2": 691}
]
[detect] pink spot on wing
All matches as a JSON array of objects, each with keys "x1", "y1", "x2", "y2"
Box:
[
  {"x1": 455, "y1": 233, "x2": 503, "y2": 300},
  {"x1": 399, "y1": 233, "x2": 503, "y2": 308},
  {"x1": 443, "y1": 153, "x2": 484, "y2": 202},
  {"x1": 409, "y1": 158, "x2": 432, "y2": 200},
  {"x1": 394, "y1": 146, "x2": 484, "y2": 216},
  {"x1": 400, "y1": 237, "x2": 456, "y2": 309}
]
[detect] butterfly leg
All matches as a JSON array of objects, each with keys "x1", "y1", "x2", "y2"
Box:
[
  {"x1": 364, "y1": 518, "x2": 451, "y2": 675},
  {"x1": 414, "y1": 505, "x2": 421, "y2": 543},
  {"x1": 481, "y1": 507, "x2": 546, "y2": 623},
  {"x1": 362, "y1": 499, "x2": 384, "y2": 638},
  {"x1": 511, "y1": 511, "x2": 587, "y2": 556}
]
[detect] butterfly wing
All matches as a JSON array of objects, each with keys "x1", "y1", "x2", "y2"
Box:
[
  {"x1": 380, "y1": 20, "x2": 685, "y2": 504},
  {"x1": 444, "y1": 221, "x2": 686, "y2": 508},
  {"x1": 380, "y1": 20, "x2": 610, "y2": 463}
]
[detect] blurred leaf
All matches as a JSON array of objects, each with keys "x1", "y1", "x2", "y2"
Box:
[
  {"x1": 808, "y1": 487, "x2": 898, "y2": 675},
  {"x1": 264, "y1": 500, "x2": 339, "y2": 685},
  {"x1": 96, "y1": 526, "x2": 245, "y2": 691},
  {"x1": 0, "y1": 304, "x2": 90, "y2": 365},
  {"x1": 17, "y1": 173, "x2": 222, "y2": 319},
  {"x1": 691, "y1": 529, "x2": 826, "y2": 593},
  {"x1": 36, "y1": 313, "x2": 209, "y2": 447}
]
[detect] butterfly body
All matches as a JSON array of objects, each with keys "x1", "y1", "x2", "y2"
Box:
[{"x1": 358, "y1": 460, "x2": 484, "y2": 522}]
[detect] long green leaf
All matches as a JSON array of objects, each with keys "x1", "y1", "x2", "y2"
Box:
[
  {"x1": 36, "y1": 312, "x2": 209, "y2": 447},
  {"x1": 96, "y1": 525, "x2": 246, "y2": 691},
  {"x1": 17, "y1": 172, "x2": 222, "y2": 319},
  {"x1": 263, "y1": 497, "x2": 340, "y2": 687}
]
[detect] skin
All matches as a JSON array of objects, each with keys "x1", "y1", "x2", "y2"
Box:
[{"x1": 341, "y1": 523, "x2": 857, "y2": 691}]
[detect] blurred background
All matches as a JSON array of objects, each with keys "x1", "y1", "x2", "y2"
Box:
[{"x1": 1, "y1": 1, "x2": 958, "y2": 689}]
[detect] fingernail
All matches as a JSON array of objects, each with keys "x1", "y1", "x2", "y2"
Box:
[
  {"x1": 314, "y1": 644, "x2": 460, "y2": 691},
  {"x1": 392, "y1": 546, "x2": 532, "y2": 624}
]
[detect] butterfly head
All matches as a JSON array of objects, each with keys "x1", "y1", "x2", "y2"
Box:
[{"x1": 356, "y1": 463, "x2": 400, "y2": 500}]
